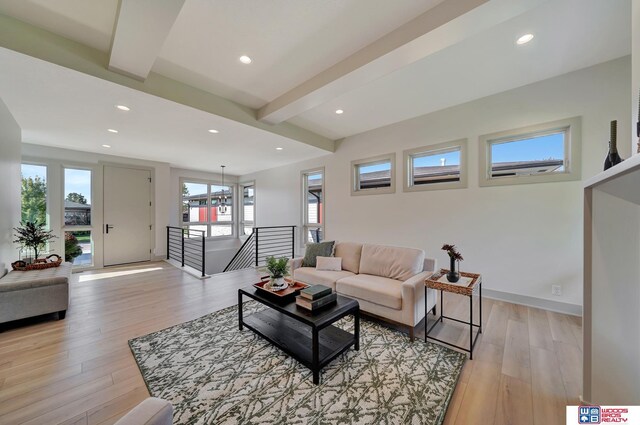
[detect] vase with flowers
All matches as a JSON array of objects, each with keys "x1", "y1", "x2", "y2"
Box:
[{"x1": 442, "y1": 244, "x2": 463, "y2": 283}]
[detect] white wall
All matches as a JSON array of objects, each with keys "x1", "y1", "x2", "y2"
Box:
[
  {"x1": 241, "y1": 57, "x2": 632, "y2": 312},
  {"x1": 633, "y1": 0, "x2": 640, "y2": 155},
  {"x1": 21, "y1": 144, "x2": 171, "y2": 266},
  {"x1": 0, "y1": 98, "x2": 21, "y2": 276}
]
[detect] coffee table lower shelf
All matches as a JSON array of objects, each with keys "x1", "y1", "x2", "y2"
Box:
[{"x1": 241, "y1": 309, "x2": 357, "y2": 384}]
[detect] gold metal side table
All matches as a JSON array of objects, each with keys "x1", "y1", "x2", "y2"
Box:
[{"x1": 425, "y1": 269, "x2": 482, "y2": 359}]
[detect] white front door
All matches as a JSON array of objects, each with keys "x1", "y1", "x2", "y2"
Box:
[{"x1": 103, "y1": 165, "x2": 152, "y2": 266}]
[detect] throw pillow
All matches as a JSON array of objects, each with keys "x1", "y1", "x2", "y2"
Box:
[
  {"x1": 302, "y1": 241, "x2": 335, "y2": 267},
  {"x1": 316, "y1": 256, "x2": 342, "y2": 271}
]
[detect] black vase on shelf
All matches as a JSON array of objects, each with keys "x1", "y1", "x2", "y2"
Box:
[
  {"x1": 604, "y1": 119, "x2": 623, "y2": 171},
  {"x1": 446, "y1": 256, "x2": 460, "y2": 283}
]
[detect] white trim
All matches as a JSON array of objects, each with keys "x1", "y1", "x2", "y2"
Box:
[
  {"x1": 301, "y1": 167, "x2": 325, "y2": 247},
  {"x1": 483, "y1": 288, "x2": 582, "y2": 316}
]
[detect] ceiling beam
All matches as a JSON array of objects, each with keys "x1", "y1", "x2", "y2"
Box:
[
  {"x1": 109, "y1": 0, "x2": 185, "y2": 81},
  {"x1": 258, "y1": 0, "x2": 549, "y2": 124},
  {"x1": 0, "y1": 13, "x2": 334, "y2": 152}
]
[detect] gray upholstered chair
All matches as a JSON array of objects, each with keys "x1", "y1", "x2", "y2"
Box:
[{"x1": 114, "y1": 398, "x2": 173, "y2": 425}]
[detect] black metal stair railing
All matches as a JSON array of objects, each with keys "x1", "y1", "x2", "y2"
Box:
[
  {"x1": 224, "y1": 226, "x2": 295, "y2": 272},
  {"x1": 166, "y1": 226, "x2": 206, "y2": 277}
]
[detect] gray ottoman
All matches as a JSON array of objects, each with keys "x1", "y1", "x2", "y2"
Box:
[{"x1": 0, "y1": 262, "x2": 71, "y2": 325}]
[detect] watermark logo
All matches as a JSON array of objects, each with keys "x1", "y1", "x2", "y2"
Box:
[
  {"x1": 568, "y1": 405, "x2": 638, "y2": 424},
  {"x1": 578, "y1": 406, "x2": 600, "y2": 424}
]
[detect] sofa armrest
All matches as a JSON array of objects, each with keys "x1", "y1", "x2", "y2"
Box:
[
  {"x1": 401, "y1": 271, "x2": 435, "y2": 327},
  {"x1": 114, "y1": 398, "x2": 173, "y2": 425},
  {"x1": 289, "y1": 257, "x2": 304, "y2": 274},
  {"x1": 423, "y1": 257, "x2": 437, "y2": 273}
]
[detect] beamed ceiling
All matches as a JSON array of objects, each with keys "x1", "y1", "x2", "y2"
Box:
[{"x1": 0, "y1": 0, "x2": 631, "y2": 174}]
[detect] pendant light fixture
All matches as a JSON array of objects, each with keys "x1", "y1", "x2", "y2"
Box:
[{"x1": 217, "y1": 165, "x2": 228, "y2": 214}]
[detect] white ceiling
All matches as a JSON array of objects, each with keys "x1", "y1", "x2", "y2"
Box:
[
  {"x1": 154, "y1": 0, "x2": 444, "y2": 108},
  {"x1": 0, "y1": 48, "x2": 328, "y2": 175},
  {"x1": 0, "y1": 0, "x2": 633, "y2": 173}
]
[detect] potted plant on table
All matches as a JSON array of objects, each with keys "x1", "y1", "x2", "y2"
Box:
[
  {"x1": 13, "y1": 221, "x2": 56, "y2": 264},
  {"x1": 265, "y1": 256, "x2": 290, "y2": 291}
]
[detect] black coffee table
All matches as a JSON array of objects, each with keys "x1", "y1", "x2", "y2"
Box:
[{"x1": 238, "y1": 286, "x2": 359, "y2": 384}]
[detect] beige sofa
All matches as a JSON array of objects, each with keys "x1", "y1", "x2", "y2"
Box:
[
  {"x1": 115, "y1": 398, "x2": 173, "y2": 425},
  {"x1": 290, "y1": 242, "x2": 437, "y2": 340}
]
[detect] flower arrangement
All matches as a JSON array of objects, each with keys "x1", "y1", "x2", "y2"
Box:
[
  {"x1": 441, "y1": 244, "x2": 463, "y2": 262},
  {"x1": 442, "y1": 244, "x2": 463, "y2": 282}
]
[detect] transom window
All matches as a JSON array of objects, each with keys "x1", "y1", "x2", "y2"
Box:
[
  {"x1": 351, "y1": 153, "x2": 396, "y2": 195},
  {"x1": 181, "y1": 180, "x2": 235, "y2": 238},
  {"x1": 479, "y1": 117, "x2": 581, "y2": 187},
  {"x1": 403, "y1": 139, "x2": 468, "y2": 192}
]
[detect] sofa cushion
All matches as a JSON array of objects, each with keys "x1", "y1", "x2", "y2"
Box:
[
  {"x1": 336, "y1": 274, "x2": 402, "y2": 310},
  {"x1": 359, "y1": 244, "x2": 424, "y2": 282},
  {"x1": 334, "y1": 242, "x2": 363, "y2": 274},
  {"x1": 316, "y1": 256, "x2": 342, "y2": 271},
  {"x1": 0, "y1": 262, "x2": 72, "y2": 293},
  {"x1": 294, "y1": 267, "x2": 354, "y2": 290},
  {"x1": 302, "y1": 241, "x2": 335, "y2": 267}
]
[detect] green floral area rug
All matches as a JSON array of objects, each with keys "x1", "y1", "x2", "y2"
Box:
[{"x1": 129, "y1": 302, "x2": 466, "y2": 425}]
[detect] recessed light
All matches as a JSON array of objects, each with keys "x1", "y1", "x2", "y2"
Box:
[
  {"x1": 276, "y1": 147, "x2": 283, "y2": 151},
  {"x1": 102, "y1": 144, "x2": 111, "y2": 148},
  {"x1": 208, "y1": 129, "x2": 219, "y2": 134},
  {"x1": 239, "y1": 55, "x2": 252, "y2": 64},
  {"x1": 115, "y1": 105, "x2": 130, "y2": 111},
  {"x1": 107, "y1": 129, "x2": 118, "y2": 133},
  {"x1": 335, "y1": 109, "x2": 344, "y2": 114},
  {"x1": 516, "y1": 33, "x2": 534, "y2": 45}
]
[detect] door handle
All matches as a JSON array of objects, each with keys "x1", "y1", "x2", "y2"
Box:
[{"x1": 105, "y1": 224, "x2": 115, "y2": 234}]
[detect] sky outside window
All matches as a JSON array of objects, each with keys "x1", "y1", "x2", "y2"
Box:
[
  {"x1": 491, "y1": 132, "x2": 564, "y2": 164},
  {"x1": 413, "y1": 150, "x2": 460, "y2": 167},
  {"x1": 358, "y1": 161, "x2": 391, "y2": 174},
  {"x1": 64, "y1": 168, "x2": 92, "y2": 204}
]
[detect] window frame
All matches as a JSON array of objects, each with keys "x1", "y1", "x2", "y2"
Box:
[
  {"x1": 301, "y1": 167, "x2": 325, "y2": 247},
  {"x1": 351, "y1": 153, "x2": 396, "y2": 196},
  {"x1": 180, "y1": 177, "x2": 237, "y2": 239},
  {"x1": 240, "y1": 181, "x2": 256, "y2": 236},
  {"x1": 403, "y1": 139, "x2": 468, "y2": 192},
  {"x1": 479, "y1": 116, "x2": 582, "y2": 187}
]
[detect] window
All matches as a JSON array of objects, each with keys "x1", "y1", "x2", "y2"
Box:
[
  {"x1": 64, "y1": 168, "x2": 93, "y2": 266},
  {"x1": 241, "y1": 183, "x2": 255, "y2": 236},
  {"x1": 479, "y1": 117, "x2": 581, "y2": 187},
  {"x1": 302, "y1": 168, "x2": 324, "y2": 244},
  {"x1": 21, "y1": 163, "x2": 47, "y2": 225},
  {"x1": 181, "y1": 180, "x2": 235, "y2": 238},
  {"x1": 351, "y1": 153, "x2": 396, "y2": 195},
  {"x1": 403, "y1": 139, "x2": 468, "y2": 192}
]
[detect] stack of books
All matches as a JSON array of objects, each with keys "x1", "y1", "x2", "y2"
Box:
[{"x1": 295, "y1": 284, "x2": 337, "y2": 311}]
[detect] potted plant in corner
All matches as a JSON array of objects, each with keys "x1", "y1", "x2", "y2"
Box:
[
  {"x1": 13, "y1": 221, "x2": 57, "y2": 264},
  {"x1": 265, "y1": 256, "x2": 290, "y2": 291}
]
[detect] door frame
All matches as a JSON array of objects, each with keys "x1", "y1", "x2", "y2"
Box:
[{"x1": 102, "y1": 163, "x2": 156, "y2": 267}]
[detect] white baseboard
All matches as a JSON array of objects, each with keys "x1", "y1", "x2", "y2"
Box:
[{"x1": 483, "y1": 288, "x2": 582, "y2": 316}]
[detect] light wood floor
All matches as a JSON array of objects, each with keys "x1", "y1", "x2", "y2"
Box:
[{"x1": 0, "y1": 262, "x2": 582, "y2": 425}]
